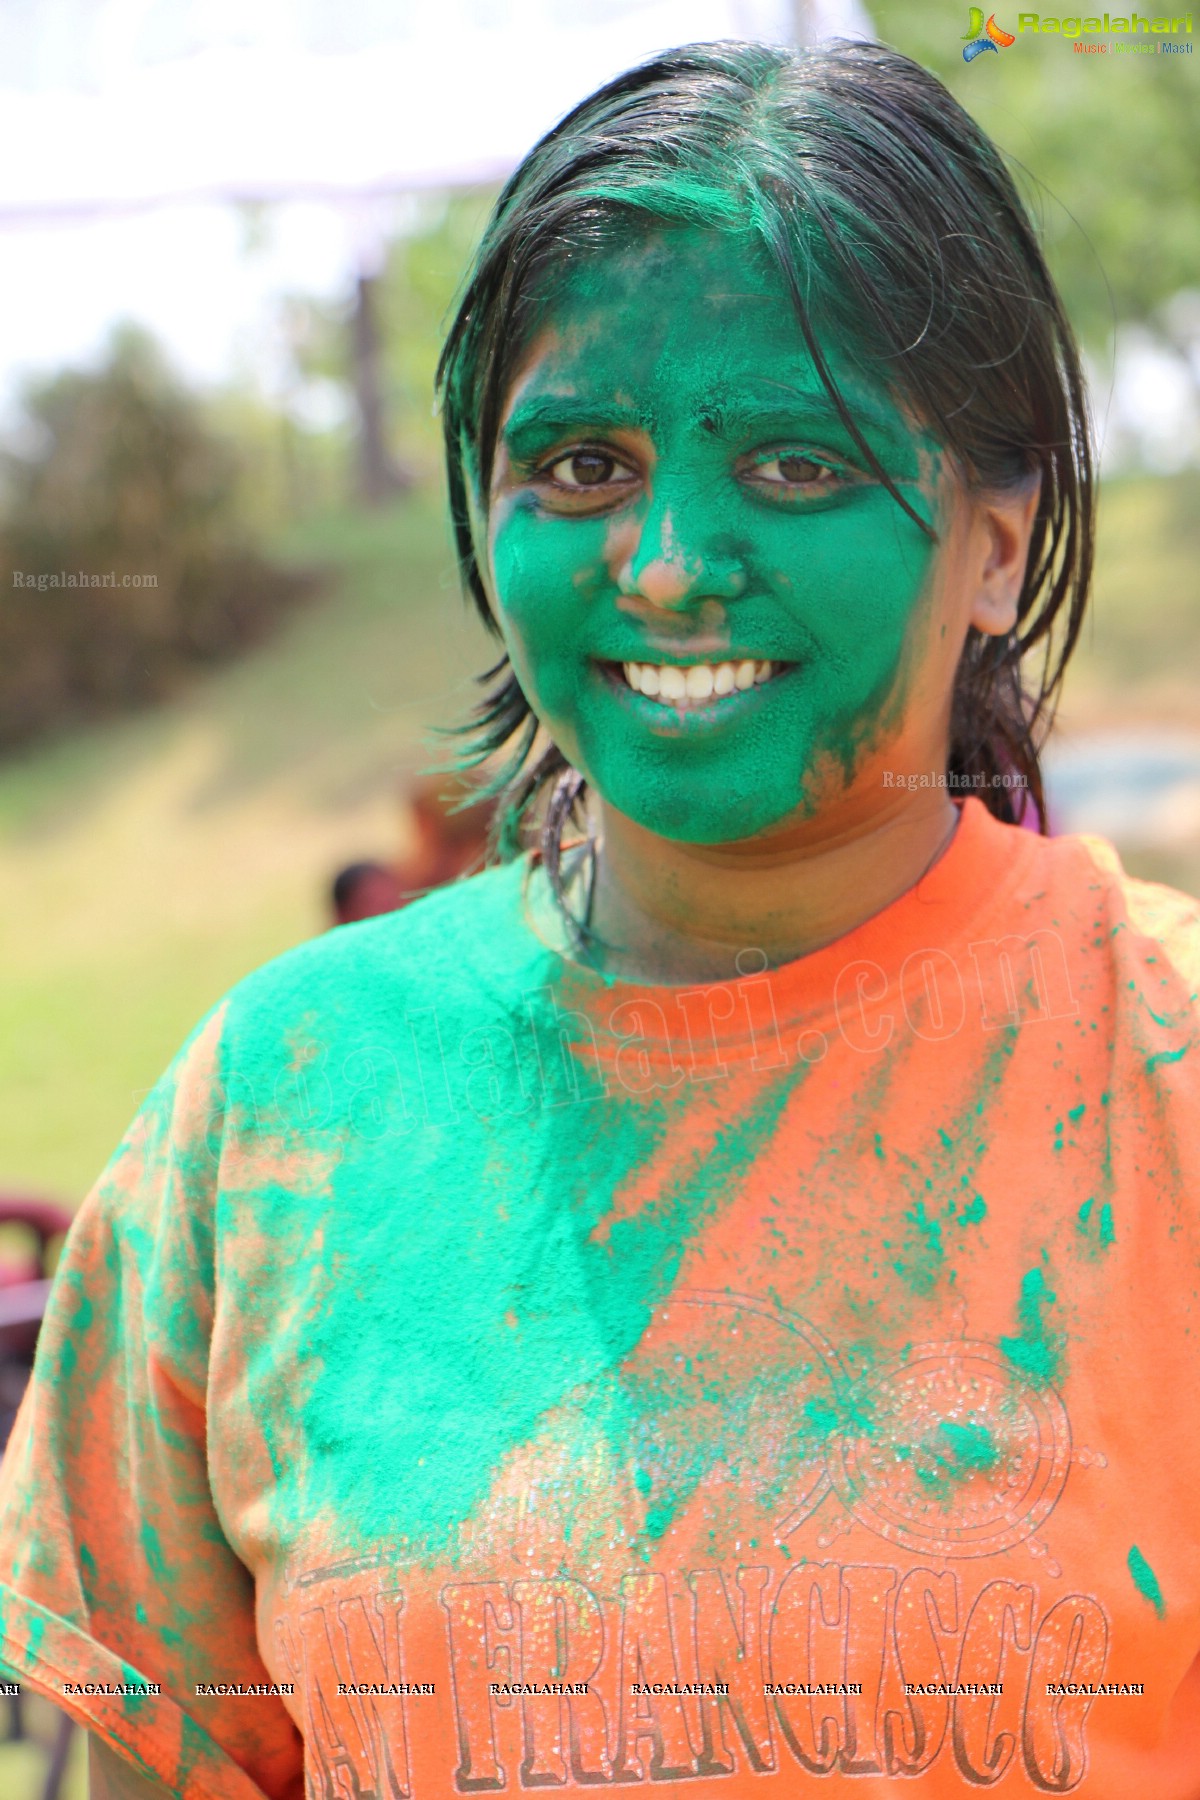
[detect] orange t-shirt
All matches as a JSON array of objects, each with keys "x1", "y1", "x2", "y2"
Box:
[{"x1": 1, "y1": 798, "x2": 1199, "y2": 1798}]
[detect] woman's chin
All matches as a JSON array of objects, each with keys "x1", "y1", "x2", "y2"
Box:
[{"x1": 603, "y1": 786, "x2": 808, "y2": 848}]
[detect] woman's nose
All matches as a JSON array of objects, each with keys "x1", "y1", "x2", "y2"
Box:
[{"x1": 614, "y1": 506, "x2": 747, "y2": 610}]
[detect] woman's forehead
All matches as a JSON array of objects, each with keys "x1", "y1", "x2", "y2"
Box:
[
  {"x1": 502, "y1": 224, "x2": 912, "y2": 437},
  {"x1": 530, "y1": 222, "x2": 794, "y2": 341}
]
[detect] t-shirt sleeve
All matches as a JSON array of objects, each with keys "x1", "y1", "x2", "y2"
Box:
[{"x1": 0, "y1": 1006, "x2": 304, "y2": 1800}]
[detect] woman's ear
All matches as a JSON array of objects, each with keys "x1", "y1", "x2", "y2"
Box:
[{"x1": 968, "y1": 474, "x2": 1042, "y2": 638}]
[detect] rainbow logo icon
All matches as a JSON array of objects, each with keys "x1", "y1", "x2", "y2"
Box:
[{"x1": 963, "y1": 8, "x2": 1017, "y2": 57}]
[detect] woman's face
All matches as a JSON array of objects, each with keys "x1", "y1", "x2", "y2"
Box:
[{"x1": 483, "y1": 226, "x2": 969, "y2": 846}]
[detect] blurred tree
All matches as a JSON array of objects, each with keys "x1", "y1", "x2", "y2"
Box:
[
  {"x1": 283, "y1": 272, "x2": 411, "y2": 505},
  {"x1": 0, "y1": 325, "x2": 317, "y2": 750},
  {"x1": 352, "y1": 271, "x2": 412, "y2": 505},
  {"x1": 283, "y1": 191, "x2": 496, "y2": 491},
  {"x1": 871, "y1": 8, "x2": 1200, "y2": 371},
  {"x1": 375, "y1": 191, "x2": 498, "y2": 464}
]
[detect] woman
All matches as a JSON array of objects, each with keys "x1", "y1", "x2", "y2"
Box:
[{"x1": 3, "y1": 38, "x2": 1198, "y2": 1800}]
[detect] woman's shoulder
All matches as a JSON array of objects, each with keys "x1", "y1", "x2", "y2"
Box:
[
  {"x1": 1004, "y1": 816, "x2": 1200, "y2": 1051},
  {"x1": 1026, "y1": 820, "x2": 1198, "y2": 961},
  {"x1": 221, "y1": 857, "x2": 549, "y2": 1043}
]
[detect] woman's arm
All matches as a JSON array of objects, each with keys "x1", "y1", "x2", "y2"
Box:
[
  {"x1": 89, "y1": 1735, "x2": 174, "y2": 1798},
  {"x1": 0, "y1": 1004, "x2": 302, "y2": 1794}
]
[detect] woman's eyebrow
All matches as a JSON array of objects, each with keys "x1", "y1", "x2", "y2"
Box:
[
  {"x1": 696, "y1": 391, "x2": 907, "y2": 444},
  {"x1": 500, "y1": 396, "x2": 653, "y2": 456},
  {"x1": 498, "y1": 389, "x2": 914, "y2": 459}
]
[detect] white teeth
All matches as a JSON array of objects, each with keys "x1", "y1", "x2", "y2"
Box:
[{"x1": 619, "y1": 658, "x2": 779, "y2": 706}]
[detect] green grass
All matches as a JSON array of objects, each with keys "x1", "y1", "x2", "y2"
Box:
[
  {"x1": 0, "y1": 486, "x2": 493, "y2": 1202},
  {"x1": 1062, "y1": 468, "x2": 1200, "y2": 718},
  {"x1": 0, "y1": 471, "x2": 1196, "y2": 1202}
]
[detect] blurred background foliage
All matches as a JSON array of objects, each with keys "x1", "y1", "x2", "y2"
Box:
[
  {"x1": 878, "y1": 8, "x2": 1200, "y2": 358},
  {"x1": 0, "y1": 326, "x2": 319, "y2": 747},
  {"x1": 284, "y1": 193, "x2": 498, "y2": 484}
]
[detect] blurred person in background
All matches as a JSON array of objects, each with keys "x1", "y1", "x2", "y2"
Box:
[
  {"x1": 401, "y1": 771, "x2": 496, "y2": 895},
  {"x1": 2, "y1": 38, "x2": 1199, "y2": 1800},
  {"x1": 329, "y1": 859, "x2": 404, "y2": 925},
  {"x1": 329, "y1": 777, "x2": 495, "y2": 925}
]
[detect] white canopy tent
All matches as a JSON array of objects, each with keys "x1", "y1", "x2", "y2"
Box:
[
  {"x1": 0, "y1": 0, "x2": 870, "y2": 408},
  {"x1": 3, "y1": 0, "x2": 872, "y2": 218}
]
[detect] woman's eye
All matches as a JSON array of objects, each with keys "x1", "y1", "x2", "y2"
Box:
[
  {"x1": 545, "y1": 450, "x2": 632, "y2": 489},
  {"x1": 751, "y1": 454, "x2": 843, "y2": 489}
]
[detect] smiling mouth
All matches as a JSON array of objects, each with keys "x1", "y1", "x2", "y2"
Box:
[{"x1": 609, "y1": 657, "x2": 786, "y2": 709}]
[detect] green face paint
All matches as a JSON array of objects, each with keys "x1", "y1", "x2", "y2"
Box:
[{"x1": 486, "y1": 226, "x2": 944, "y2": 845}]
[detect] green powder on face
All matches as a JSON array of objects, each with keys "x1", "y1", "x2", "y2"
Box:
[
  {"x1": 999, "y1": 1265, "x2": 1062, "y2": 1386},
  {"x1": 486, "y1": 226, "x2": 941, "y2": 847},
  {"x1": 1127, "y1": 1545, "x2": 1165, "y2": 1618},
  {"x1": 958, "y1": 1194, "x2": 987, "y2": 1225},
  {"x1": 1098, "y1": 1202, "x2": 1115, "y2": 1247}
]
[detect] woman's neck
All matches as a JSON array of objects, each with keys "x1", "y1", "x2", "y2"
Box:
[{"x1": 583, "y1": 792, "x2": 960, "y2": 984}]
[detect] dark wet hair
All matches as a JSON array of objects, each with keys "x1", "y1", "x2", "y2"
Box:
[{"x1": 436, "y1": 37, "x2": 1094, "y2": 881}]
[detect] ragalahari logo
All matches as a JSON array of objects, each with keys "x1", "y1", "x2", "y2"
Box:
[{"x1": 963, "y1": 7, "x2": 1018, "y2": 55}]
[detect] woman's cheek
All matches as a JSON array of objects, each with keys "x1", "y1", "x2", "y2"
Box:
[
  {"x1": 774, "y1": 500, "x2": 936, "y2": 713},
  {"x1": 490, "y1": 511, "x2": 611, "y2": 722}
]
